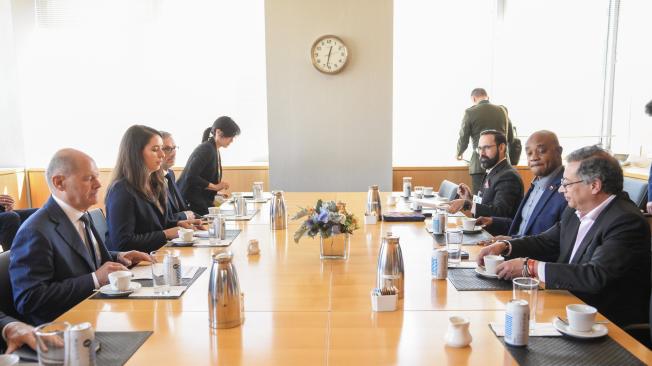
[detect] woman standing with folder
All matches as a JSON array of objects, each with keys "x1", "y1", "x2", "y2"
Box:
[{"x1": 178, "y1": 116, "x2": 241, "y2": 215}]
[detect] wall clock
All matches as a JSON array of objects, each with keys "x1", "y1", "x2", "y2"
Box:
[{"x1": 310, "y1": 35, "x2": 349, "y2": 74}]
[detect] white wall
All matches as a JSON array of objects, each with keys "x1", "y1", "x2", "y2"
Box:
[
  {"x1": 265, "y1": 0, "x2": 393, "y2": 192},
  {"x1": 0, "y1": 0, "x2": 25, "y2": 167},
  {"x1": 7, "y1": 0, "x2": 268, "y2": 168}
]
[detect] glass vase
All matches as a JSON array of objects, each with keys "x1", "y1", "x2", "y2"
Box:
[{"x1": 320, "y1": 233, "x2": 350, "y2": 260}]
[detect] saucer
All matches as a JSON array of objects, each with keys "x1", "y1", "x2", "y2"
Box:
[
  {"x1": 462, "y1": 226, "x2": 483, "y2": 234},
  {"x1": 99, "y1": 282, "x2": 141, "y2": 297},
  {"x1": 171, "y1": 238, "x2": 199, "y2": 246},
  {"x1": 475, "y1": 266, "x2": 499, "y2": 279},
  {"x1": 552, "y1": 317, "x2": 608, "y2": 339}
]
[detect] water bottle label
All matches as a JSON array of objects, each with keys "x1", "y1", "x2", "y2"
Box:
[{"x1": 431, "y1": 255, "x2": 438, "y2": 276}]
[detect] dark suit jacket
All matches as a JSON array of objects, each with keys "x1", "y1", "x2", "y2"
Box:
[
  {"x1": 508, "y1": 194, "x2": 651, "y2": 327},
  {"x1": 489, "y1": 167, "x2": 567, "y2": 236},
  {"x1": 178, "y1": 141, "x2": 221, "y2": 216},
  {"x1": 165, "y1": 170, "x2": 190, "y2": 221},
  {"x1": 105, "y1": 179, "x2": 174, "y2": 253},
  {"x1": 456, "y1": 100, "x2": 514, "y2": 175},
  {"x1": 474, "y1": 159, "x2": 524, "y2": 219},
  {"x1": 10, "y1": 197, "x2": 118, "y2": 325}
]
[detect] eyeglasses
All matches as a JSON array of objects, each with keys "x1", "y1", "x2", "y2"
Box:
[
  {"x1": 559, "y1": 178, "x2": 584, "y2": 190},
  {"x1": 162, "y1": 146, "x2": 179, "y2": 153},
  {"x1": 475, "y1": 145, "x2": 496, "y2": 154}
]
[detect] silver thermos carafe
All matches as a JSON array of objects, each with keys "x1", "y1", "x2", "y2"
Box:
[
  {"x1": 233, "y1": 193, "x2": 247, "y2": 216},
  {"x1": 270, "y1": 190, "x2": 287, "y2": 230},
  {"x1": 376, "y1": 232, "x2": 405, "y2": 299},
  {"x1": 208, "y1": 252, "x2": 243, "y2": 329},
  {"x1": 367, "y1": 185, "x2": 382, "y2": 221}
]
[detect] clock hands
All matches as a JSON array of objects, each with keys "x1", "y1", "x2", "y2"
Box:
[{"x1": 326, "y1": 46, "x2": 333, "y2": 67}]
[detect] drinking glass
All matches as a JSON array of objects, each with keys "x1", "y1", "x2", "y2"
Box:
[
  {"x1": 446, "y1": 229, "x2": 463, "y2": 265},
  {"x1": 150, "y1": 250, "x2": 170, "y2": 294},
  {"x1": 513, "y1": 277, "x2": 539, "y2": 329},
  {"x1": 34, "y1": 321, "x2": 70, "y2": 366}
]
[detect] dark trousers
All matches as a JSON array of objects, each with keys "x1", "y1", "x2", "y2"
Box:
[
  {"x1": 470, "y1": 173, "x2": 485, "y2": 196},
  {"x1": 0, "y1": 209, "x2": 38, "y2": 251}
]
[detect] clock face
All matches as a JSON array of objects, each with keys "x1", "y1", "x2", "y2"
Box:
[{"x1": 311, "y1": 35, "x2": 349, "y2": 74}]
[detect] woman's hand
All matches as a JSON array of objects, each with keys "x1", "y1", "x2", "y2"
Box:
[
  {"x1": 208, "y1": 181, "x2": 230, "y2": 192},
  {"x1": 178, "y1": 219, "x2": 203, "y2": 229}
]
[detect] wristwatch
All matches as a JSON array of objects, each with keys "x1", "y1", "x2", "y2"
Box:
[{"x1": 498, "y1": 240, "x2": 511, "y2": 256}]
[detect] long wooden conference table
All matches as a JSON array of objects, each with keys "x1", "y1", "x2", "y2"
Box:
[{"x1": 56, "y1": 192, "x2": 652, "y2": 365}]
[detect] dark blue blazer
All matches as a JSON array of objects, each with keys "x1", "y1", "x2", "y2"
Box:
[
  {"x1": 105, "y1": 179, "x2": 175, "y2": 253},
  {"x1": 10, "y1": 197, "x2": 117, "y2": 325},
  {"x1": 165, "y1": 170, "x2": 190, "y2": 221},
  {"x1": 489, "y1": 167, "x2": 567, "y2": 237}
]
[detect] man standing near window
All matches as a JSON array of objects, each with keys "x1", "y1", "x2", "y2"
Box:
[{"x1": 456, "y1": 88, "x2": 515, "y2": 194}]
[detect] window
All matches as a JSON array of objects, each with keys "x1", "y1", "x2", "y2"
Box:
[
  {"x1": 394, "y1": 0, "x2": 610, "y2": 166},
  {"x1": 15, "y1": 0, "x2": 268, "y2": 167}
]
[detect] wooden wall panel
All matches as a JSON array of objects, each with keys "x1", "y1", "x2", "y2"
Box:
[
  {"x1": 0, "y1": 169, "x2": 29, "y2": 209},
  {"x1": 28, "y1": 169, "x2": 114, "y2": 210},
  {"x1": 28, "y1": 167, "x2": 271, "y2": 211},
  {"x1": 392, "y1": 166, "x2": 536, "y2": 195}
]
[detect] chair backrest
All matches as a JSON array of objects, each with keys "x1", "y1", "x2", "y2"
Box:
[
  {"x1": 0, "y1": 251, "x2": 18, "y2": 318},
  {"x1": 88, "y1": 208, "x2": 108, "y2": 242},
  {"x1": 623, "y1": 177, "x2": 648, "y2": 210},
  {"x1": 438, "y1": 180, "x2": 459, "y2": 201}
]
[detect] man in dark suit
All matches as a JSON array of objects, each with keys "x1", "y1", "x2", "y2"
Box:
[
  {"x1": 478, "y1": 146, "x2": 651, "y2": 327},
  {"x1": 160, "y1": 131, "x2": 195, "y2": 221},
  {"x1": 449, "y1": 130, "x2": 524, "y2": 219},
  {"x1": 0, "y1": 195, "x2": 37, "y2": 251},
  {"x1": 477, "y1": 130, "x2": 567, "y2": 237},
  {"x1": 1, "y1": 312, "x2": 35, "y2": 354},
  {"x1": 456, "y1": 88, "x2": 515, "y2": 193},
  {"x1": 10, "y1": 149, "x2": 151, "y2": 325}
]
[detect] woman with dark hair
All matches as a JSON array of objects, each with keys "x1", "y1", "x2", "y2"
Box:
[
  {"x1": 178, "y1": 116, "x2": 241, "y2": 215},
  {"x1": 105, "y1": 125, "x2": 199, "y2": 252}
]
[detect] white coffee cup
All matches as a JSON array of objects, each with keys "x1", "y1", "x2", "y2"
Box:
[
  {"x1": 423, "y1": 187, "x2": 433, "y2": 196},
  {"x1": 208, "y1": 206, "x2": 220, "y2": 215},
  {"x1": 178, "y1": 228, "x2": 194, "y2": 242},
  {"x1": 108, "y1": 270, "x2": 132, "y2": 291},
  {"x1": 566, "y1": 304, "x2": 597, "y2": 332},
  {"x1": 483, "y1": 255, "x2": 504, "y2": 275},
  {"x1": 462, "y1": 217, "x2": 477, "y2": 231}
]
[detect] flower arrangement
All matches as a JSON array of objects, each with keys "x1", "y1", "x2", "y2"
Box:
[{"x1": 292, "y1": 199, "x2": 359, "y2": 243}]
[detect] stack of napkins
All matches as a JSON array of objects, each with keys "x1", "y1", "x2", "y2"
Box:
[{"x1": 490, "y1": 322, "x2": 562, "y2": 336}]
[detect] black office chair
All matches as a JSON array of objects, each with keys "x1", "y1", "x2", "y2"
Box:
[
  {"x1": 88, "y1": 208, "x2": 108, "y2": 243},
  {"x1": 437, "y1": 180, "x2": 459, "y2": 202},
  {"x1": 623, "y1": 177, "x2": 648, "y2": 211},
  {"x1": 0, "y1": 251, "x2": 19, "y2": 319},
  {"x1": 623, "y1": 215, "x2": 652, "y2": 350}
]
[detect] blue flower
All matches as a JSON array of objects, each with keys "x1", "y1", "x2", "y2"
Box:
[{"x1": 317, "y1": 209, "x2": 329, "y2": 223}]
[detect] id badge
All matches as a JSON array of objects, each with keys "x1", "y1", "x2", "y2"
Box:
[{"x1": 472, "y1": 192, "x2": 482, "y2": 204}]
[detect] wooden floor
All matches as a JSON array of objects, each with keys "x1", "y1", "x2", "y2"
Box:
[{"x1": 55, "y1": 192, "x2": 652, "y2": 365}]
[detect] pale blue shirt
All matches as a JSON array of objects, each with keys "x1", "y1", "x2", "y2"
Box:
[{"x1": 517, "y1": 166, "x2": 563, "y2": 236}]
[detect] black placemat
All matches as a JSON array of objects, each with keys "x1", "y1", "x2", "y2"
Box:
[
  {"x1": 430, "y1": 230, "x2": 493, "y2": 245},
  {"x1": 91, "y1": 267, "x2": 206, "y2": 300},
  {"x1": 189, "y1": 229, "x2": 241, "y2": 248},
  {"x1": 15, "y1": 331, "x2": 152, "y2": 365},
  {"x1": 447, "y1": 267, "x2": 513, "y2": 291},
  {"x1": 96, "y1": 331, "x2": 152, "y2": 365},
  {"x1": 495, "y1": 334, "x2": 646, "y2": 366}
]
